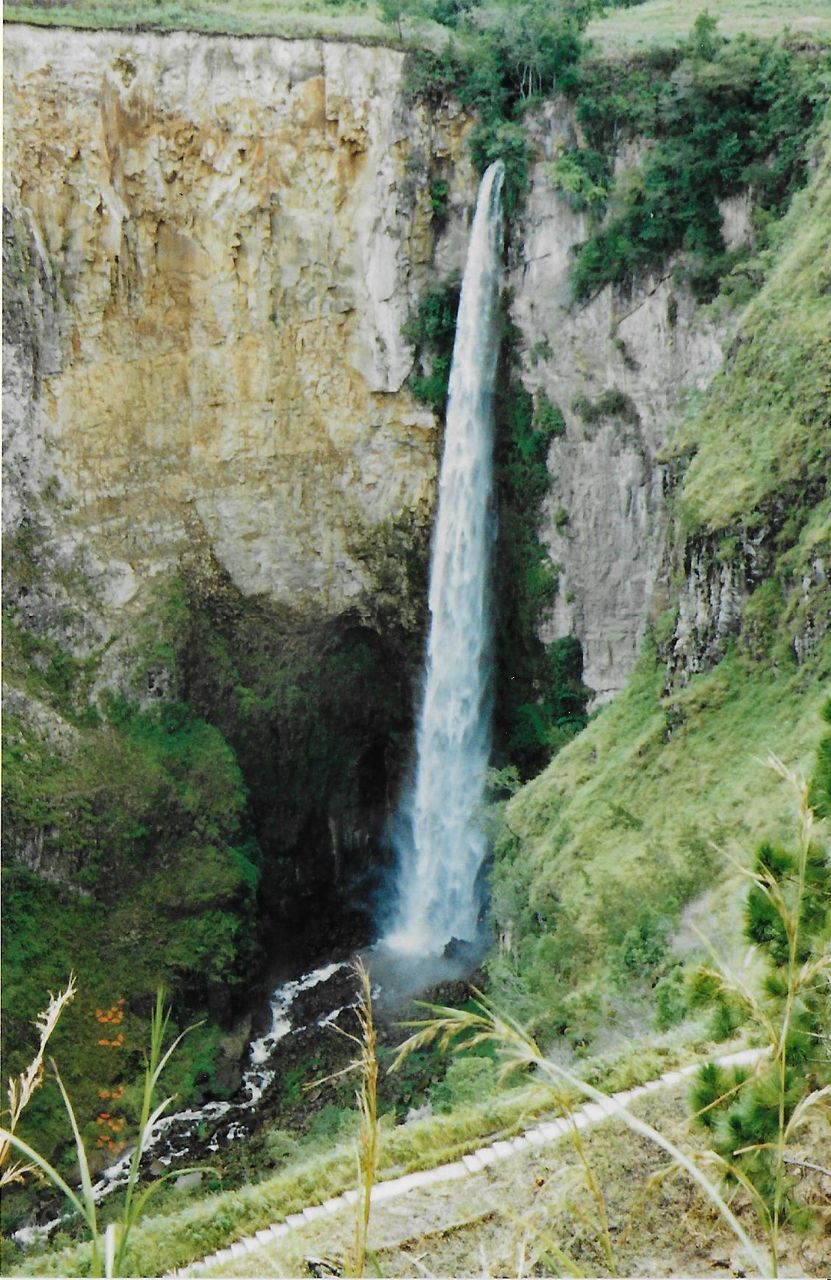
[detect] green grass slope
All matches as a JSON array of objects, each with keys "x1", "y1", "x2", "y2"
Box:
[
  {"x1": 11, "y1": 1032, "x2": 727, "y2": 1277},
  {"x1": 6, "y1": 0, "x2": 831, "y2": 48},
  {"x1": 1, "y1": 0, "x2": 393, "y2": 42},
  {"x1": 672, "y1": 123, "x2": 831, "y2": 531},
  {"x1": 588, "y1": 0, "x2": 831, "y2": 53},
  {"x1": 488, "y1": 114, "x2": 831, "y2": 1045}
]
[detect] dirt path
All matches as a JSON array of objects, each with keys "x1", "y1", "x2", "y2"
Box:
[{"x1": 172, "y1": 1047, "x2": 762, "y2": 1278}]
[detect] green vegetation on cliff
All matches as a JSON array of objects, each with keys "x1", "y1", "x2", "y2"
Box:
[
  {"x1": 568, "y1": 20, "x2": 830, "y2": 301},
  {"x1": 1, "y1": 666, "x2": 260, "y2": 1191},
  {"x1": 672, "y1": 113, "x2": 831, "y2": 531},
  {"x1": 492, "y1": 326, "x2": 590, "y2": 776},
  {"x1": 1, "y1": 543, "x2": 424, "y2": 1210}
]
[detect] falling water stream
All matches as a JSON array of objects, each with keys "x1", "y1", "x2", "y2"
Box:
[{"x1": 385, "y1": 160, "x2": 505, "y2": 956}]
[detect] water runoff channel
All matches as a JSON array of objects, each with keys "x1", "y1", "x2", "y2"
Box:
[{"x1": 16, "y1": 160, "x2": 506, "y2": 1249}]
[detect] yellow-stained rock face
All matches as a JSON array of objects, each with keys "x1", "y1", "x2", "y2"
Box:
[{"x1": 3, "y1": 26, "x2": 475, "y2": 621}]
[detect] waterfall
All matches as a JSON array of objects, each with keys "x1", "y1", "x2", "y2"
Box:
[{"x1": 385, "y1": 161, "x2": 505, "y2": 956}]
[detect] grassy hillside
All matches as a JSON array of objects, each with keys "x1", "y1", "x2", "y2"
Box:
[
  {"x1": 588, "y1": 0, "x2": 831, "y2": 52},
  {"x1": 192, "y1": 1087, "x2": 829, "y2": 1278},
  {"x1": 487, "y1": 114, "x2": 831, "y2": 1044},
  {"x1": 11, "y1": 1032, "x2": 731, "y2": 1277},
  {"x1": 672, "y1": 117, "x2": 831, "y2": 531},
  {"x1": 5, "y1": 0, "x2": 831, "y2": 47},
  {"x1": 3, "y1": 0, "x2": 393, "y2": 41}
]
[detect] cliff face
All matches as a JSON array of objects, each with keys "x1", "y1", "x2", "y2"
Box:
[
  {"x1": 4, "y1": 24, "x2": 737, "y2": 711},
  {"x1": 3, "y1": 26, "x2": 476, "y2": 637},
  {"x1": 508, "y1": 105, "x2": 729, "y2": 702}
]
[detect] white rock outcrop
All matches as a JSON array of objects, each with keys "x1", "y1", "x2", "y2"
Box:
[{"x1": 3, "y1": 26, "x2": 474, "y2": 626}]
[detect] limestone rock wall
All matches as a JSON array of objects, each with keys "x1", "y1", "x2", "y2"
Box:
[
  {"x1": 508, "y1": 102, "x2": 726, "y2": 703},
  {"x1": 4, "y1": 28, "x2": 740, "y2": 706},
  {"x1": 3, "y1": 25, "x2": 475, "y2": 636}
]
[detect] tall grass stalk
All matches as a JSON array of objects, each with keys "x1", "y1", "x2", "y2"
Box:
[
  {"x1": 0, "y1": 986, "x2": 204, "y2": 1278},
  {"x1": 112, "y1": 990, "x2": 206, "y2": 1274},
  {"x1": 352, "y1": 962, "x2": 379, "y2": 1279},
  {"x1": 1, "y1": 974, "x2": 77, "y2": 1189},
  {"x1": 392, "y1": 992, "x2": 772, "y2": 1277},
  {"x1": 311, "y1": 958, "x2": 379, "y2": 1278},
  {"x1": 765, "y1": 758, "x2": 828, "y2": 1275}
]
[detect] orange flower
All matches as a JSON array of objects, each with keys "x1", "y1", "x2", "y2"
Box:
[
  {"x1": 94, "y1": 1000, "x2": 126, "y2": 1026},
  {"x1": 96, "y1": 1032, "x2": 125, "y2": 1048}
]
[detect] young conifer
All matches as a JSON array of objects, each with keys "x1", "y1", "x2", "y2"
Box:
[{"x1": 690, "y1": 752, "x2": 830, "y2": 1270}]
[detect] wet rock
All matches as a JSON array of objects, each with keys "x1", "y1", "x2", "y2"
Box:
[
  {"x1": 290, "y1": 966, "x2": 361, "y2": 1029},
  {"x1": 206, "y1": 981, "x2": 234, "y2": 1026},
  {"x1": 212, "y1": 1055, "x2": 244, "y2": 1097},
  {"x1": 174, "y1": 1171, "x2": 203, "y2": 1192},
  {"x1": 443, "y1": 935, "x2": 476, "y2": 964}
]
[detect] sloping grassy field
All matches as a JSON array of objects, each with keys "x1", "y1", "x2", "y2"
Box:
[
  {"x1": 1, "y1": 0, "x2": 393, "y2": 42},
  {"x1": 5, "y1": 0, "x2": 831, "y2": 48},
  {"x1": 672, "y1": 116, "x2": 831, "y2": 531},
  {"x1": 588, "y1": 0, "x2": 831, "y2": 52},
  {"x1": 12, "y1": 1032, "x2": 724, "y2": 1277},
  {"x1": 191, "y1": 1087, "x2": 830, "y2": 1278}
]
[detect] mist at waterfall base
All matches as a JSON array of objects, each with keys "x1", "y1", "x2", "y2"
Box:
[{"x1": 381, "y1": 160, "x2": 506, "y2": 968}]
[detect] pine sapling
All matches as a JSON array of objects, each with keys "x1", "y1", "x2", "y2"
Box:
[{"x1": 689, "y1": 757, "x2": 831, "y2": 1276}]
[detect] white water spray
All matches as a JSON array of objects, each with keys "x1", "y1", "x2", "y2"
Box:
[{"x1": 385, "y1": 161, "x2": 505, "y2": 956}]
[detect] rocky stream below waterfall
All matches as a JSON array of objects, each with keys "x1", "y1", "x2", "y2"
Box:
[{"x1": 14, "y1": 945, "x2": 484, "y2": 1251}]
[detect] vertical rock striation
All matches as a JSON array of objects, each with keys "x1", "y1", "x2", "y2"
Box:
[
  {"x1": 3, "y1": 26, "x2": 474, "y2": 633},
  {"x1": 509, "y1": 103, "x2": 727, "y2": 702}
]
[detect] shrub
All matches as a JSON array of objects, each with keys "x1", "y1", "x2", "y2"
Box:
[
  {"x1": 402, "y1": 279, "x2": 460, "y2": 413},
  {"x1": 429, "y1": 1057, "x2": 499, "y2": 1112},
  {"x1": 550, "y1": 148, "x2": 610, "y2": 212},
  {"x1": 534, "y1": 393, "x2": 566, "y2": 438},
  {"x1": 429, "y1": 177, "x2": 450, "y2": 222},
  {"x1": 402, "y1": 45, "x2": 463, "y2": 105},
  {"x1": 571, "y1": 23, "x2": 828, "y2": 300},
  {"x1": 654, "y1": 967, "x2": 688, "y2": 1030},
  {"x1": 572, "y1": 388, "x2": 639, "y2": 425},
  {"x1": 615, "y1": 911, "x2": 669, "y2": 979},
  {"x1": 468, "y1": 119, "x2": 529, "y2": 212}
]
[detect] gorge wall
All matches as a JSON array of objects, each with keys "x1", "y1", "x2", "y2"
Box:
[
  {"x1": 3, "y1": 27, "x2": 468, "y2": 637},
  {"x1": 3, "y1": 23, "x2": 730, "y2": 711},
  {"x1": 509, "y1": 106, "x2": 728, "y2": 702}
]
